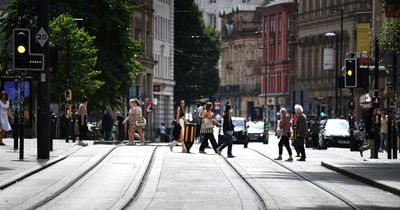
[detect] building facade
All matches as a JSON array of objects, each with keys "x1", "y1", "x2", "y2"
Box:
[
  {"x1": 153, "y1": 0, "x2": 175, "y2": 141},
  {"x1": 219, "y1": 5, "x2": 263, "y2": 118},
  {"x1": 260, "y1": 0, "x2": 297, "y2": 124},
  {"x1": 296, "y1": 0, "x2": 372, "y2": 118},
  {"x1": 132, "y1": 0, "x2": 157, "y2": 140}
]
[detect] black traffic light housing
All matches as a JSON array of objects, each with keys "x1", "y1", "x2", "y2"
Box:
[
  {"x1": 348, "y1": 113, "x2": 355, "y2": 127},
  {"x1": 13, "y1": 28, "x2": 44, "y2": 70},
  {"x1": 345, "y1": 58, "x2": 357, "y2": 88},
  {"x1": 372, "y1": 96, "x2": 381, "y2": 108},
  {"x1": 349, "y1": 100, "x2": 355, "y2": 110}
]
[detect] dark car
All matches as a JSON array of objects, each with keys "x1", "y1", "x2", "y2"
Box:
[
  {"x1": 247, "y1": 121, "x2": 269, "y2": 144},
  {"x1": 231, "y1": 117, "x2": 249, "y2": 146},
  {"x1": 318, "y1": 119, "x2": 364, "y2": 149}
]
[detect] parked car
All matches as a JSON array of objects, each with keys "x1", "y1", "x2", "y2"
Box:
[
  {"x1": 318, "y1": 119, "x2": 363, "y2": 149},
  {"x1": 231, "y1": 117, "x2": 249, "y2": 147},
  {"x1": 247, "y1": 121, "x2": 269, "y2": 144}
]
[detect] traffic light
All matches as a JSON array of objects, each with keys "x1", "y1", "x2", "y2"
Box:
[
  {"x1": 13, "y1": 28, "x2": 44, "y2": 70},
  {"x1": 372, "y1": 96, "x2": 380, "y2": 108},
  {"x1": 345, "y1": 58, "x2": 357, "y2": 88},
  {"x1": 64, "y1": 89, "x2": 72, "y2": 115},
  {"x1": 349, "y1": 100, "x2": 355, "y2": 110},
  {"x1": 348, "y1": 113, "x2": 355, "y2": 127}
]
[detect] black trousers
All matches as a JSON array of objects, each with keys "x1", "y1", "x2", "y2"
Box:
[
  {"x1": 311, "y1": 133, "x2": 319, "y2": 148},
  {"x1": 199, "y1": 133, "x2": 218, "y2": 152},
  {"x1": 295, "y1": 145, "x2": 306, "y2": 159},
  {"x1": 278, "y1": 135, "x2": 292, "y2": 156},
  {"x1": 118, "y1": 125, "x2": 124, "y2": 141},
  {"x1": 79, "y1": 124, "x2": 87, "y2": 141}
]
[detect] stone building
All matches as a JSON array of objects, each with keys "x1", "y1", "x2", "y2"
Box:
[
  {"x1": 152, "y1": 0, "x2": 175, "y2": 141},
  {"x1": 296, "y1": 0, "x2": 372, "y2": 118},
  {"x1": 219, "y1": 4, "x2": 264, "y2": 118},
  {"x1": 260, "y1": 0, "x2": 297, "y2": 124}
]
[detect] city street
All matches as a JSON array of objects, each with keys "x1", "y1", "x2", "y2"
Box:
[{"x1": 1, "y1": 133, "x2": 400, "y2": 210}]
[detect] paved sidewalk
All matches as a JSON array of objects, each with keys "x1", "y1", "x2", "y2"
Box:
[
  {"x1": 0, "y1": 138, "x2": 91, "y2": 189},
  {"x1": 262, "y1": 132, "x2": 400, "y2": 196}
]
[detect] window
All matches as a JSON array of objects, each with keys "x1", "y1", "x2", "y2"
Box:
[
  {"x1": 242, "y1": 0, "x2": 249, "y2": 3},
  {"x1": 246, "y1": 51, "x2": 255, "y2": 60},
  {"x1": 209, "y1": 0, "x2": 216, "y2": 3}
]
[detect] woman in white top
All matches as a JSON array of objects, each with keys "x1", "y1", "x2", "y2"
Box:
[
  {"x1": 123, "y1": 98, "x2": 144, "y2": 145},
  {"x1": 0, "y1": 91, "x2": 12, "y2": 146}
]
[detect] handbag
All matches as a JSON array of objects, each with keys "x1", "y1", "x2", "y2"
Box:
[
  {"x1": 136, "y1": 116, "x2": 147, "y2": 126},
  {"x1": 201, "y1": 117, "x2": 214, "y2": 129}
]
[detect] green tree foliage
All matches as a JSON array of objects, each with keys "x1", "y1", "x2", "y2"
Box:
[
  {"x1": 50, "y1": 14, "x2": 103, "y2": 103},
  {"x1": 379, "y1": 17, "x2": 400, "y2": 52},
  {"x1": 174, "y1": 0, "x2": 221, "y2": 105},
  {"x1": 0, "y1": 0, "x2": 143, "y2": 110}
]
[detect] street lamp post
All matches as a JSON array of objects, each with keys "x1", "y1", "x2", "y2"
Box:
[{"x1": 325, "y1": 32, "x2": 339, "y2": 118}]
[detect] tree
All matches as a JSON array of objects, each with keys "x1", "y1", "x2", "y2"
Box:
[
  {"x1": 0, "y1": 0, "x2": 144, "y2": 110},
  {"x1": 174, "y1": 0, "x2": 221, "y2": 106},
  {"x1": 379, "y1": 0, "x2": 400, "y2": 52},
  {"x1": 49, "y1": 14, "x2": 103, "y2": 103}
]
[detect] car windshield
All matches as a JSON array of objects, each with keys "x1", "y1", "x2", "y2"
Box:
[
  {"x1": 325, "y1": 119, "x2": 349, "y2": 130},
  {"x1": 248, "y1": 122, "x2": 264, "y2": 130},
  {"x1": 232, "y1": 119, "x2": 245, "y2": 127}
]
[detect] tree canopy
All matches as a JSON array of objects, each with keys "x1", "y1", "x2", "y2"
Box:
[
  {"x1": 174, "y1": 0, "x2": 221, "y2": 106},
  {"x1": 0, "y1": 0, "x2": 143, "y2": 111}
]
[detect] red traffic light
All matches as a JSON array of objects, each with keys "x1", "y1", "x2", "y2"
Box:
[{"x1": 349, "y1": 100, "x2": 355, "y2": 110}]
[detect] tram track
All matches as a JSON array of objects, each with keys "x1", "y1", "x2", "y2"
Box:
[
  {"x1": 27, "y1": 145, "x2": 158, "y2": 210},
  {"x1": 245, "y1": 148, "x2": 361, "y2": 210}
]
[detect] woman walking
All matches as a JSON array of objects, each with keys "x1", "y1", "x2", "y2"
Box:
[
  {"x1": 216, "y1": 104, "x2": 235, "y2": 158},
  {"x1": 123, "y1": 98, "x2": 145, "y2": 145},
  {"x1": 0, "y1": 91, "x2": 12, "y2": 146},
  {"x1": 199, "y1": 102, "x2": 218, "y2": 154},
  {"x1": 274, "y1": 108, "x2": 293, "y2": 161},
  {"x1": 294, "y1": 104, "x2": 308, "y2": 161},
  {"x1": 169, "y1": 100, "x2": 187, "y2": 152}
]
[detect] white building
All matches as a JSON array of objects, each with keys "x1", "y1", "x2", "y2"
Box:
[{"x1": 153, "y1": 0, "x2": 175, "y2": 141}]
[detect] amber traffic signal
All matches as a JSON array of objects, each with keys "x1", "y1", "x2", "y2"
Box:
[
  {"x1": 13, "y1": 28, "x2": 44, "y2": 70},
  {"x1": 345, "y1": 58, "x2": 357, "y2": 88}
]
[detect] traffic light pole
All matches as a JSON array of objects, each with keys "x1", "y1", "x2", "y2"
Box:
[
  {"x1": 65, "y1": 41, "x2": 71, "y2": 143},
  {"x1": 37, "y1": 0, "x2": 50, "y2": 159},
  {"x1": 19, "y1": 72, "x2": 25, "y2": 160},
  {"x1": 13, "y1": 78, "x2": 19, "y2": 150},
  {"x1": 372, "y1": 37, "x2": 380, "y2": 159}
]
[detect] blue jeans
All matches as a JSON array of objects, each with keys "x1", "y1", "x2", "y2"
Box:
[
  {"x1": 379, "y1": 133, "x2": 386, "y2": 150},
  {"x1": 218, "y1": 133, "x2": 233, "y2": 156}
]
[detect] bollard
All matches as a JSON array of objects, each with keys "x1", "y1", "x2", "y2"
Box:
[{"x1": 184, "y1": 123, "x2": 197, "y2": 153}]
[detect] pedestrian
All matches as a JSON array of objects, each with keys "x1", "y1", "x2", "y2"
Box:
[
  {"x1": 194, "y1": 102, "x2": 206, "y2": 143},
  {"x1": 291, "y1": 114, "x2": 301, "y2": 157},
  {"x1": 78, "y1": 96, "x2": 89, "y2": 146},
  {"x1": 360, "y1": 107, "x2": 376, "y2": 157},
  {"x1": 199, "y1": 102, "x2": 219, "y2": 154},
  {"x1": 102, "y1": 110, "x2": 113, "y2": 141},
  {"x1": 169, "y1": 99, "x2": 188, "y2": 152},
  {"x1": 379, "y1": 113, "x2": 388, "y2": 152},
  {"x1": 309, "y1": 117, "x2": 320, "y2": 149},
  {"x1": 123, "y1": 98, "x2": 145, "y2": 145},
  {"x1": 116, "y1": 111, "x2": 124, "y2": 141},
  {"x1": 216, "y1": 104, "x2": 235, "y2": 158},
  {"x1": 293, "y1": 104, "x2": 307, "y2": 161},
  {"x1": 0, "y1": 91, "x2": 12, "y2": 146},
  {"x1": 159, "y1": 123, "x2": 166, "y2": 142},
  {"x1": 274, "y1": 108, "x2": 293, "y2": 161}
]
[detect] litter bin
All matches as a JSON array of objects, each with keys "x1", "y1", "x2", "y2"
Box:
[{"x1": 184, "y1": 123, "x2": 197, "y2": 152}]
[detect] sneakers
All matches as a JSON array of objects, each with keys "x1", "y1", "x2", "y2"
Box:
[
  {"x1": 297, "y1": 158, "x2": 306, "y2": 161},
  {"x1": 274, "y1": 156, "x2": 282, "y2": 160},
  {"x1": 199, "y1": 151, "x2": 206, "y2": 154},
  {"x1": 227, "y1": 155, "x2": 235, "y2": 158}
]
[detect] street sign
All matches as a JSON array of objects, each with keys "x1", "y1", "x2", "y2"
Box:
[{"x1": 35, "y1": 27, "x2": 48, "y2": 47}]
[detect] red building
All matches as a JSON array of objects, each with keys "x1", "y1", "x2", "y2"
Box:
[{"x1": 261, "y1": 0, "x2": 297, "y2": 122}]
